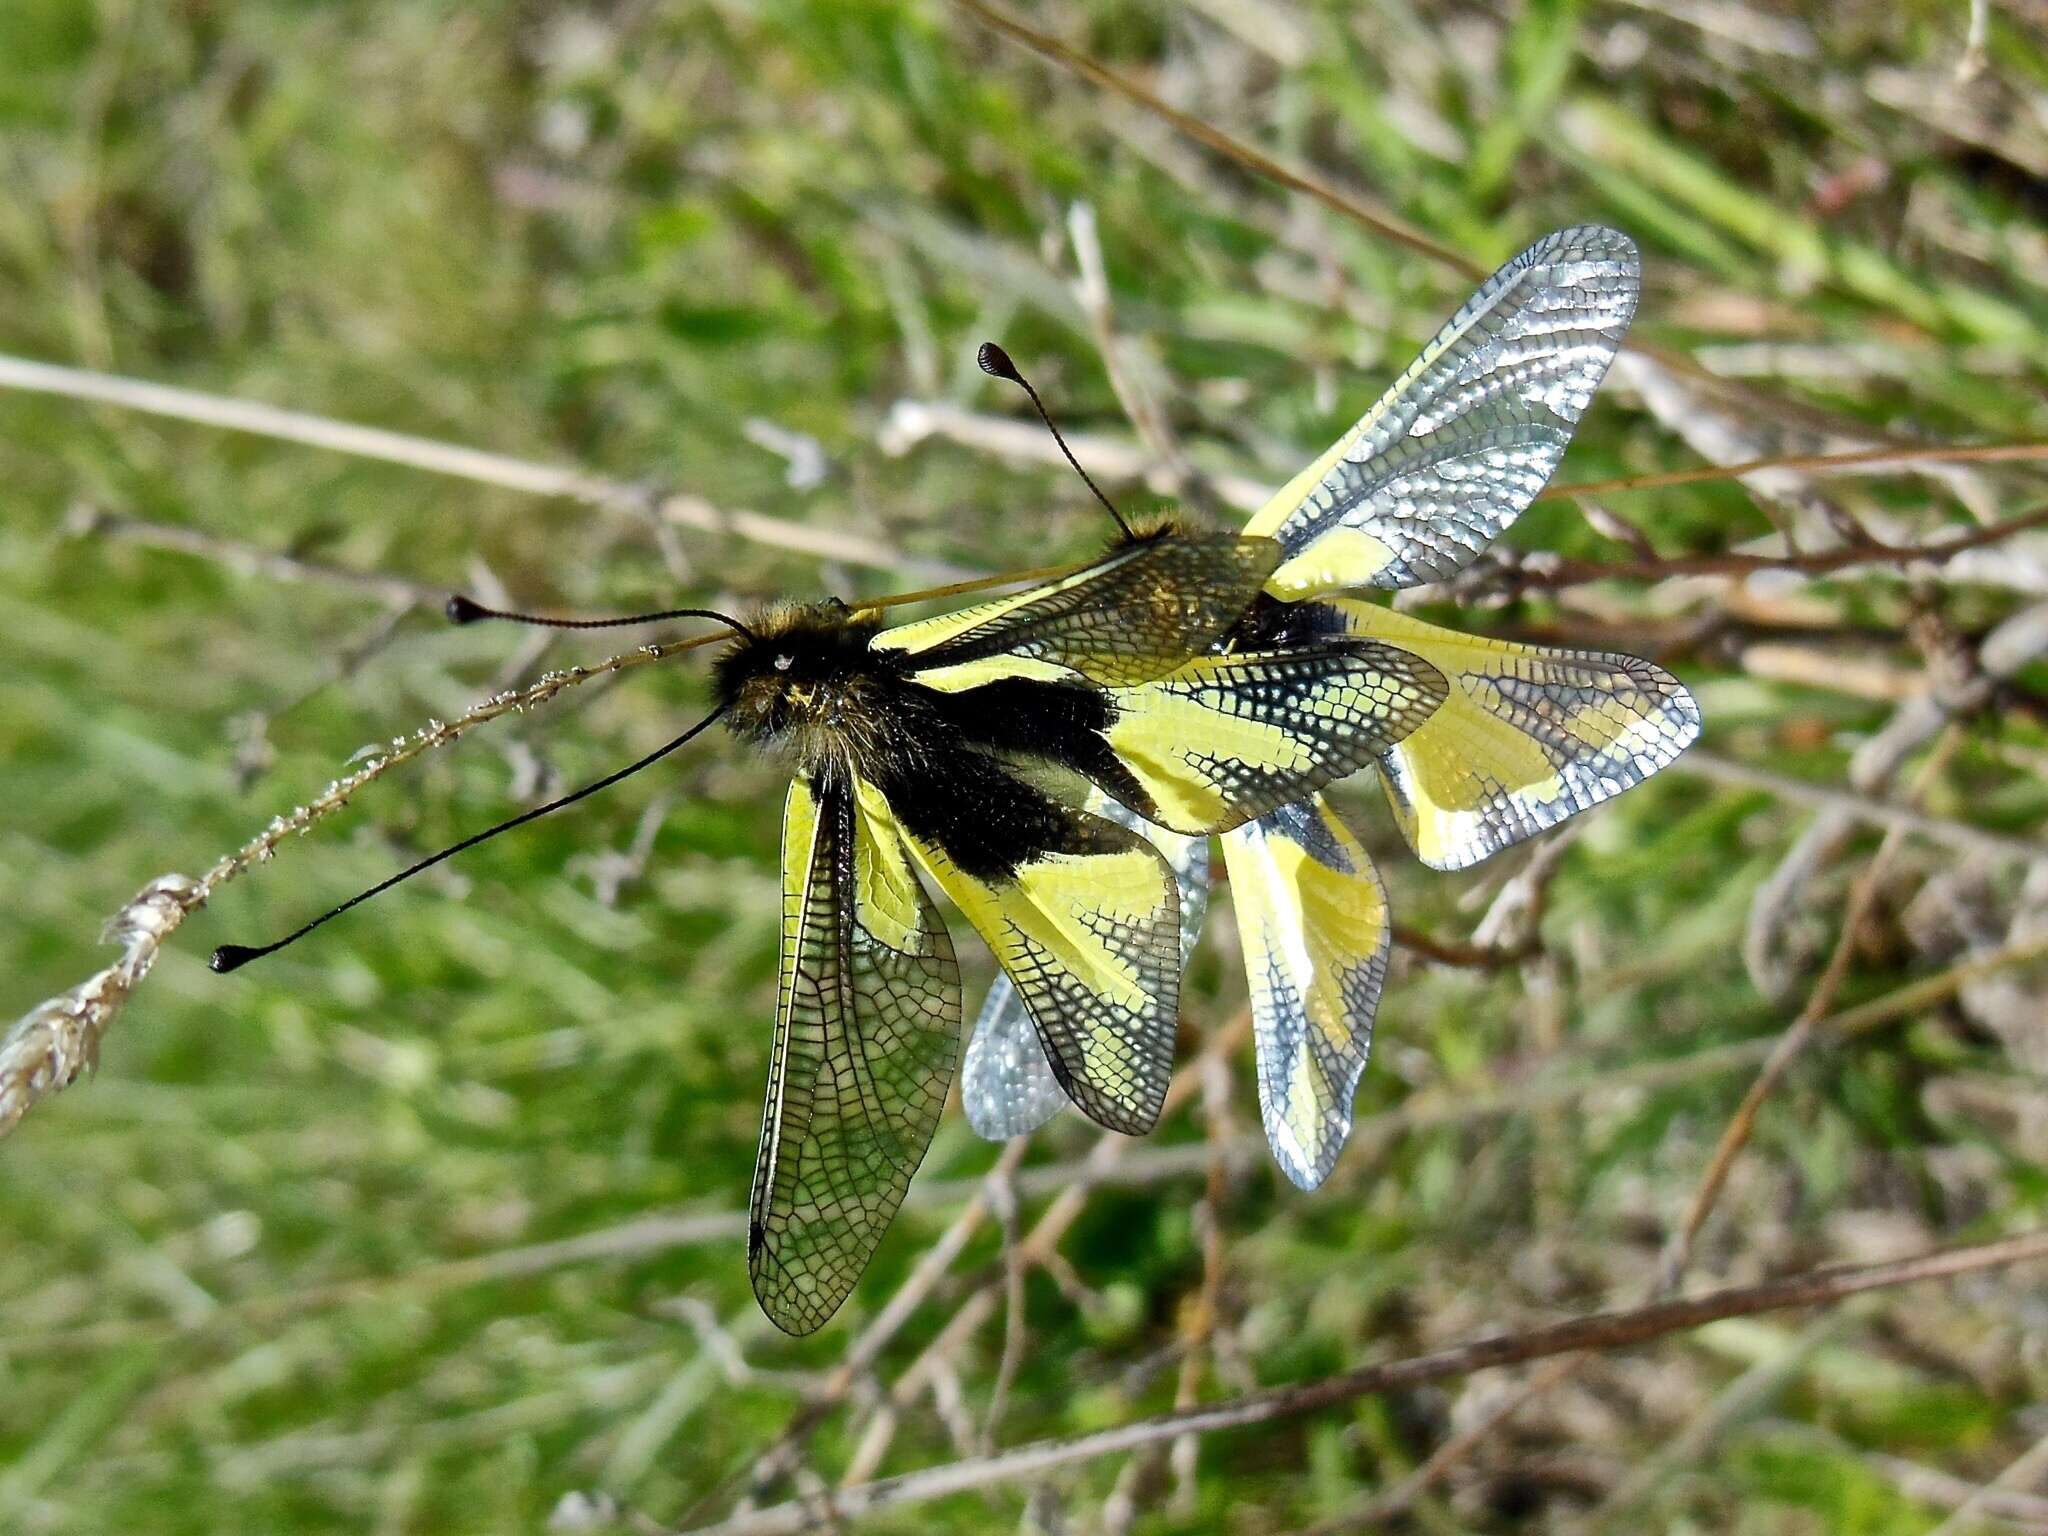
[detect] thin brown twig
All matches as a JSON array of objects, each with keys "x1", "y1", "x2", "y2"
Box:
[
  {"x1": 1326, "y1": 730, "x2": 1984, "y2": 1527},
  {"x1": 1591, "y1": 1306, "x2": 1870, "y2": 1526},
  {"x1": 736, "y1": 1019, "x2": 1258, "y2": 1522},
  {"x1": 1540, "y1": 440, "x2": 2048, "y2": 501},
  {"x1": 19, "y1": 926, "x2": 2043, "y2": 1362},
  {"x1": 1390, "y1": 923, "x2": 1539, "y2": 969},
  {"x1": 938, "y1": 0, "x2": 1945, "y2": 447},
  {"x1": 727, "y1": 1138, "x2": 1033, "y2": 1508},
  {"x1": 59, "y1": 203, "x2": 2034, "y2": 593},
  {"x1": 891, "y1": 396, "x2": 2048, "y2": 546},
  {"x1": 1425, "y1": 738, "x2": 1968, "y2": 1522},
  {"x1": 945, "y1": 0, "x2": 1472, "y2": 277},
  {"x1": 731, "y1": 1016, "x2": 1255, "y2": 1513},
  {"x1": 674, "y1": 1231, "x2": 2048, "y2": 1535},
  {"x1": 1518, "y1": 502, "x2": 2048, "y2": 588}
]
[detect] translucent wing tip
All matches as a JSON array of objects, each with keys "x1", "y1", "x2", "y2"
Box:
[
  {"x1": 1394, "y1": 650, "x2": 1705, "y2": 873},
  {"x1": 1270, "y1": 1113, "x2": 1356, "y2": 1192},
  {"x1": 1542, "y1": 222, "x2": 1640, "y2": 261}
]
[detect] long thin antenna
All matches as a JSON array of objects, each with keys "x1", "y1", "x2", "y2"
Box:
[
  {"x1": 977, "y1": 342, "x2": 1135, "y2": 541},
  {"x1": 211, "y1": 705, "x2": 730, "y2": 974},
  {"x1": 445, "y1": 596, "x2": 756, "y2": 640}
]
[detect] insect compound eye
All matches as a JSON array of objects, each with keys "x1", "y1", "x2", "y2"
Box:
[{"x1": 773, "y1": 653, "x2": 794, "y2": 672}]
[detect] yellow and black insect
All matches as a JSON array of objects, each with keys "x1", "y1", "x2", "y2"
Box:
[
  {"x1": 703, "y1": 526, "x2": 1444, "y2": 1331},
  {"x1": 214, "y1": 478, "x2": 1445, "y2": 1335},
  {"x1": 212, "y1": 223, "x2": 1693, "y2": 1336},
  {"x1": 966, "y1": 225, "x2": 1701, "y2": 1191}
]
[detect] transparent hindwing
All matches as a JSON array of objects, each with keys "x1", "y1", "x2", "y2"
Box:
[{"x1": 1248, "y1": 226, "x2": 1640, "y2": 598}]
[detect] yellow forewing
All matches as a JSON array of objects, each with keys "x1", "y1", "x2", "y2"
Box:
[
  {"x1": 849, "y1": 778, "x2": 929, "y2": 954},
  {"x1": 1333, "y1": 601, "x2": 1700, "y2": 870},
  {"x1": 1246, "y1": 226, "x2": 1639, "y2": 598},
  {"x1": 1221, "y1": 796, "x2": 1388, "y2": 1191},
  {"x1": 749, "y1": 776, "x2": 960, "y2": 1335},
  {"x1": 901, "y1": 813, "x2": 1180, "y2": 1136},
  {"x1": 1103, "y1": 643, "x2": 1446, "y2": 835}
]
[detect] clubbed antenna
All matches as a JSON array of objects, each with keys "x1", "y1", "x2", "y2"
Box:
[
  {"x1": 444, "y1": 595, "x2": 756, "y2": 641},
  {"x1": 977, "y1": 342, "x2": 1135, "y2": 542}
]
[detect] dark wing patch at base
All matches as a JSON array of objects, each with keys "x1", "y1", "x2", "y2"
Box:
[{"x1": 887, "y1": 533, "x2": 1281, "y2": 687}]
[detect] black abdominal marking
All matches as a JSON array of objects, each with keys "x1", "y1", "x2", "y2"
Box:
[{"x1": 713, "y1": 607, "x2": 1152, "y2": 881}]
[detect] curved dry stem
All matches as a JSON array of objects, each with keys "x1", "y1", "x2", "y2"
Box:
[
  {"x1": 677, "y1": 1231, "x2": 2048, "y2": 1535},
  {"x1": 0, "y1": 560, "x2": 1084, "y2": 1145}
]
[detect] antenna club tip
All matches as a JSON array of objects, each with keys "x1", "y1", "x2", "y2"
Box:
[
  {"x1": 976, "y1": 341, "x2": 1023, "y2": 384},
  {"x1": 445, "y1": 594, "x2": 488, "y2": 625},
  {"x1": 210, "y1": 944, "x2": 262, "y2": 974}
]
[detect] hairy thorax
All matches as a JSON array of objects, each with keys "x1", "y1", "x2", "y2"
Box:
[{"x1": 712, "y1": 602, "x2": 936, "y2": 781}]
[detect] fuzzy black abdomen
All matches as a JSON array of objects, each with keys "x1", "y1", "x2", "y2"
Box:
[{"x1": 876, "y1": 676, "x2": 1149, "y2": 880}]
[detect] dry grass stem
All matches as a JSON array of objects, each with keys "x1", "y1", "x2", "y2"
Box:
[
  {"x1": 1675, "y1": 751, "x2": 2047, "y2": 865},
  {"x1": 0, "y1": 553, "x2": 1079, "y2": 1143},
  {"x1": 675, "y1": 1232, "x2": 2048, "y2": 1535},
  {"x1": 1655, "y1": 732, "x2": 1963, "y2": 1292},
  {"x1": 0, "y1": 352, "x2": 964, "y2": 580},
  {"x1": 0, "y1": 876, "x2": 200, "y2": 1139},
  {"x1": 64, "y1": 504, "x2": 450, "y2": 606}
]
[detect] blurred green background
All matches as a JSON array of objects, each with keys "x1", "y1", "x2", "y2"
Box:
[{"x1": 3, "y1": 1, "x2": 2046, "y2": 1532}]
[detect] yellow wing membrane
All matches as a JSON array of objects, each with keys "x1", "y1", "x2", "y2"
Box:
[
  {"x1": 1334, "y1": 601, "x2": 1701, "y2": 870},
  {"x1": 877, "y1": 531, "x2": 1280, "y2": 686},
  {"x1": 1246, "y1": 226, "x2": 1639, "y2": 598},
  {"x1": 1103, "y1": 641, "x2": 1447, "y2": 835},
  {"x1": 962, "y1": 794, "x2": 1212, "y2": 1141},
  {"x1": 901, "y1": 802, "x2": 1180, "y2": 1137},
  {"x1": 1221, "y1": 796, "x2": 1389, "y2": 1191},
  {"x1": 749, "y1": 776, "x2": 961, "y2": 1336}
]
